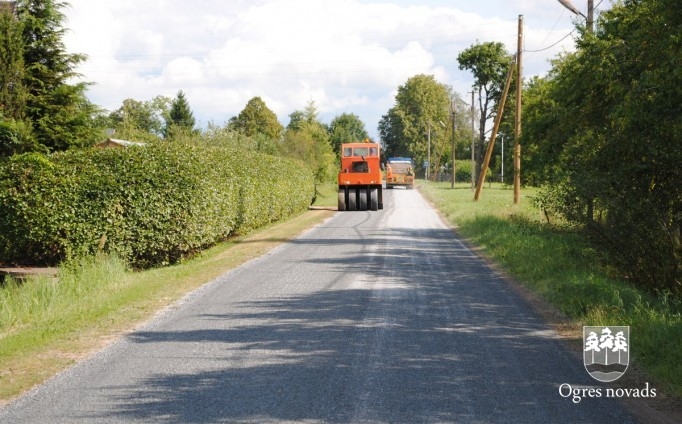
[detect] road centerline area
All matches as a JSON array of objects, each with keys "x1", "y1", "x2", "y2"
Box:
[{"x1": 0, "y1": 189, "x2": 637, "y2": 423}]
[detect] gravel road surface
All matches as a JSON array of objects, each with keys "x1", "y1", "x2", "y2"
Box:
[{"x1": 0, "y1": 189, "x2": 637, "y2": 423}]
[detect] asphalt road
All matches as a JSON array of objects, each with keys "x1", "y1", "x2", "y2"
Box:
[{"x1": 0, "y1": 189, "x2": 638, "y2": 423}]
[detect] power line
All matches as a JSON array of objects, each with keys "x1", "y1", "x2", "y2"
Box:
[{"x1": 524, "y1": 29, "x2": 576, "y2": 53}]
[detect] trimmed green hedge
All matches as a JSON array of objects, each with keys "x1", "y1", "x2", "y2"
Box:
[{"x1": 0, "y1": 140, "x2": 314, "y2": 268}]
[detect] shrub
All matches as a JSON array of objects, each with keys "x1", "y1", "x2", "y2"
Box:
[{"x1": 0, "y1": 138, "x2": 313, "y2": 268}]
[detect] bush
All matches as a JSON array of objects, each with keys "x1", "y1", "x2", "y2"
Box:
[
  {"x1": 454, "y1": 160, "x2": 472, "y2": 183},
  {"x1": 0, "y1": 139, "x2": 313, "y2": 268}
]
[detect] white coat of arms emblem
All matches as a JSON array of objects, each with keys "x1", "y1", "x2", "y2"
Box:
[{"x1": 583, "y1": 326, "x2": 630, "y2": 382}]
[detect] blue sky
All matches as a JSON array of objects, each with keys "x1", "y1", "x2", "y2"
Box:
[{"x1": 63, "y1": 0, "x2": 611, "y2": 139}]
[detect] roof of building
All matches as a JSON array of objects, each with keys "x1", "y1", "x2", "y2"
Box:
[{"x1": 95, "y1": 138, "x2": 146, "y2": 148}]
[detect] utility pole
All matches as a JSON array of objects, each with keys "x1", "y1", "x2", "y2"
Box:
[
  {"x1": 470, "y1": 89, "x2": 476, "y2": 191},
  {"x1": 426, "y1": 122, "x2": 431, "y2": 181},
  {"x1": 474, "y1": 55, "x2": 516, "y2": 201},
  {"x1": 557, "y1": 0, "x2": 593, "y2": 33},
  {"x1": 451, "y1": 101, "x2": 456, "y2": 189},
  {"x1": 514, "y1": 14, "x2": 523, "y2": 204}
]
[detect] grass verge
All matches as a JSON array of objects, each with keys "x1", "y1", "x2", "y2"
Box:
[
  {"x1": 419, "y1": 181, "x2": 681, "y2": 398},
  {"x1": 0, "y1": 208, "x2": 334, "y2": 404},
  {"x1": 312, "y1": 182, "x2": 338, "y2": 208}
]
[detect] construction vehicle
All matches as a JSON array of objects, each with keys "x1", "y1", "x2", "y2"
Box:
[
  {"x1": 337, "y1": 142, "x2": 383, "y2": 211},
  {"x1": 385, "y1": 157, "x2": 414, "y2": 189}
]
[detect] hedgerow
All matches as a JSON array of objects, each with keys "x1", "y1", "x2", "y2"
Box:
[{"x1": 0, "y1": 139, "x2": 314, "y2": 268}]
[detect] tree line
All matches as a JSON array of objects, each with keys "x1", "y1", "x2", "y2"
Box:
[
  {"x1": 377, "y1": 0, "x2": 680, "y2": 293},
  {"x1": 1, "y1": 0, "x2": 678, "y2": 292},
  {"x1": 0, "y1": 0, "x2": 370, "y2": 184},
  {"x1": 522, "y1": 0, "x2": 680, "y2": 293}
]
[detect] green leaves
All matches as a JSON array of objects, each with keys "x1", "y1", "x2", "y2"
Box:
[
  {"x1": 379, "y1": 74, "x2": 451, "y2": 167},
  {"x1": 229, "y1": 96, "x2": 283, "y2": 141},
  {"x1": 523, "y1": 0, "x2": 682, "y2": 292},
  {"x1": 0, "y1": 139, "x2": 314, "y2": 269}
]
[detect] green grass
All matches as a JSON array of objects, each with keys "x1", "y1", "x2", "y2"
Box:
[
  {"x1": 1, "y1": 181, "x2": 679, "y2": 401},
  {"x1": 312, "y1": 182, "x2": 338, "y2": 208},
  {"x1": 420, "y1": 181, "x2": 682, "y2": 397},
  {"x1": 0, "y1": 209, "x2": 334, "y2": 403}
]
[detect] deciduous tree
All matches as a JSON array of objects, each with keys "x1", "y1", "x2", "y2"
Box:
[
  {"x1": 281, "y1": 101, "x2": 335, "y2": 182},
  {"x1": 524, "y1": 0, "x2": 681, "y2": 292},
  {"x1": 457, "y1": 42, "x2": 513, "y2": 183},
  {"x1": 109, "y1": 96, "x2": 170, "y2": 142},
  {"x1": 378, "y1": 74, "x2": 451, "y2": 175},
  {"x1": 328, "y1": 112, "x2": 369, "y2": 154},
  {"x1": 229, "y1": 96, "x2": 283, "y2": 141}
]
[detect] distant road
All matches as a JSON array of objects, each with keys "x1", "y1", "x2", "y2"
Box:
[{"x1": 0, "y1": 189, "x2": 637, "y2": 423}]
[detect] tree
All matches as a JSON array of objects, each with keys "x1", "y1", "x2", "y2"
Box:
[
  {"x1": 281, "y1": 101, "x2": 335, "y2": 182},
  {"x1": 0, "y1": 2, "x2": 27, "y2": 120},
  {"x1": 229, "y1": 96, "x2": 283, "y2": 141},
  {"x1": 378, "y1": 74, "x2": 452, "y2": 175},
  {"x1": 613, "y1": 331, "x2": 628, "y2": 364},
  {"x1": 599, "y1": 328, "x2": 614, "y2": 365},
  {"x1": 328, "y1": 112, "x2": 369, "y2": 154},
  {"x1": 0, "y1": 2, "x2": 37, "y2": 157},
  {"x1": 457, "y1": 42, "x2": 513, "y2": 183},
  {"x1": 517, "y1": 75, "x2": 564, "y2": 186},
  {"x1": 165, "y1": 90, "x2": 196, "y2": 139},
  {"x1": 584, "y1": 331, "x2": 600, "y2": 364},
  {"x1": 377, "y1": 106, "x2": 404, "y2": 158},
  {"x1": 109, "y1": 96, "x2": 170, "y2": 142},
  {"x1": 523, "y1": 0, "x2": 681, "y2": 292},
  {"x1": 17, "y1": 0, "x2": 100, "y2": 151}
]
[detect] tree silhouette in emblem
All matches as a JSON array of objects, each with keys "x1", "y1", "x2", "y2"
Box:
[
  {"x1": 599, "y1": 328, "x2": 615, "y2": 365},
  {"x1": 613, "y1": 331, "x2": 628, "y2": 364},
  {"x1": 585, "y1": 331, "x2": 601, "y2": 363}
]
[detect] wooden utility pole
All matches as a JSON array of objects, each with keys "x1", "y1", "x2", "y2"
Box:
[
  {"x1": 474, "y1": 55, "x2": 516, "y2": 201},
  {"x1": 587, "y1": 0, "x2": 594, "y2": 33},
  {"x1": 451, "y1": 102, "x2": 456, "y2": 189},
  {"x1": 514, "y1": 14, "x2": 523, "y2": 204},
  {"x1": 426, "y1": 122, "x2": 431, "y2": 180},
  {"x1": 470, "y1": 90, "x2": 475, "y2": 191}
]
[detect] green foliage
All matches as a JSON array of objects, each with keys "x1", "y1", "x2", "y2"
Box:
[
  {"x1": 15, "y1": 0, "x2": 100, "y2": 152},
  {"x1": 328, "y1": 112, "x2": 369, "y2": 153},
  {"x1": 523, "y1": 0, "x2": 681, "y2": 292},
  {"x1": 454, "y1": 160, "x2": 472, "y2": 183},
  {"x1": 165, "y1": 90, "x2": 196, "y2": 139},
  {"x1": 0, "y1": 136, "x2": 314, "y2": 268},
  {"x1": 378, "y1": 74, "x2": 452, "y2": 170},
  {"x1": 281, "y1": 101, "x2": 335, "y2": 183},
  {"x1": 228, "y1": 96, "x2": 283, "y2": 141},
  {"x1": 457, "y1": 41, "x2": 514, "y2": 183},
  {"x1": 0, "y1": 4, "x2": 27, "y2": 121},
  {"x1": 108, "y1": 97, "x2": 170, "y2": 142},
  {"x1": 0, "y1": 117, "x2": 41, "y2": 156},
  {"x1": 420, "y1": 181, "x2": 682, "y2": 395}
]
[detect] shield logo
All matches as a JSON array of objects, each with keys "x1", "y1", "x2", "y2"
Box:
[{"x1": 583, "y1": 326, "x2": 630, "y2": 382}]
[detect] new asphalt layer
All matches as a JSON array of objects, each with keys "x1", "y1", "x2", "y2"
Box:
[{"x1": 0, "y1": 189, "x2": 638, "y2": 423}]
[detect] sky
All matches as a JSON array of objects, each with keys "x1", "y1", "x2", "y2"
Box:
[{"x1": 62, "y1": 0, "x2": 612, "y2": 139}]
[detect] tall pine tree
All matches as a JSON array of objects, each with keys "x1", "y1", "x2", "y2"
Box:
[
  {"x1": 17, "y1": 0, "x2": 100, "y2": 152},
  {"x1": 0, "y1": 1, "x2": 27, "y2": 120},
  {"x1": 165, "y1": 90, "x2": 196, "y2": 139}
]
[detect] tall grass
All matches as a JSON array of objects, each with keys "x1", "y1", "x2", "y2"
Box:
[
  {"x1": 420, "y1": 181, "x2": 682, "y2": 396},
  {"x1": 0, "y1": 255, "x2": 128, "y2": 332},
  {"x1": 0, "y1": 209, "x2": 334, "y2": 402}
]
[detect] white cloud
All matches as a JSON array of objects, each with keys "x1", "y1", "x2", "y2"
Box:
[{"x1": 62, "y1": 0, "x2": 603, "y2": 137}]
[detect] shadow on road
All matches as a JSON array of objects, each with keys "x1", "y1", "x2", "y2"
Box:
[{"x1": 103, "y1": 225, "x2": 632, "y2": 423}]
